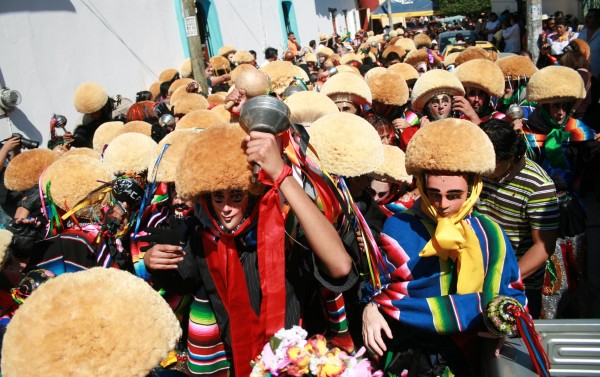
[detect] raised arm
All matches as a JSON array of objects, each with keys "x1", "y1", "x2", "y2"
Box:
[{"x1": 245, "y1": 131, "x2": 352, "y2": 279}]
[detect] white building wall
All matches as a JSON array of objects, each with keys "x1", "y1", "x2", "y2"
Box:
[
  {"x1": 0, "y1": 0, "x2": 361, "y2": 144},
  {"x1": 290, "y1": 1, "x2": 320, "y2": 48},
  {"x1": 212, "y1": 0, "x2": 286, "y2": 59},
  {"x1": 0, "y1": 0, "x2": 185, "y2": 145},
  {"x1": 312, "y1": 0, "x2": 361, "y2": 37},
  {"x1": 212, "y1": 0, "x2": 360, "y2": 65}
]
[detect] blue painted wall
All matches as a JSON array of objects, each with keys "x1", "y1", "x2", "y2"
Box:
[
  {"x1": 278, "y1": 0, "x2": 300, "y2": 48},
  {"x1": 198, "y1": 0, "x2": 224, "y2": 56}
]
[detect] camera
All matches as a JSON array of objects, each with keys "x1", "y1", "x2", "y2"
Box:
[{"x1": 12, "y1": 133, "x2": 39, "y2": 149}]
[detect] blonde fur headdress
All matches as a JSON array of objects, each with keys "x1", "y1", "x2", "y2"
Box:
[
  {"x1": 207, "y1": 92, "x2": 227, "y2": 107},
  {"x1": 324, "y1": 54, "x2": 342, "y2": 68},
  {"x1": 175, "y1": 124, "x2": 262, "y2": 199},
  {"x1": 41, "y1": 155, "x2": 112, "y2": 218},
  {"x1": 148, "y1": 130, "x2": 200, "y2": 183},
  {"x1": 336, "y1": 65, "x2": 362, "y2": 76},
  {"x1": 158, "y1": 68, "x2": 179, "y2": 83},
  {"x1": 454, "y1": 59, "x2": 505, "y2": 98},
  {"x1": 92, "y1": 121, "x2": 124, "y2": 152},
  {"x1": 366, "y1": 71, "x2": 409, "y2": 106},
  {"x1": 232, "y1": 50, "x2": 255, "y2": 65},
  {"x1": 284, "y1": 91, "x2": 339, "y2": 128},
  {"x1": 171, "y1": 93, "x2": 209, "y2": 116},
  {"x1": 259, "y1": 61, "x2": 297, "y2": 96},
  {"x1": 61, "y1": 147, "x2": 102, "y2": 160},
  {"x1": 209, "y1": 56, "x2": 231, "y2": 75},
  {"x1": 387, "y1": 63, "x2": 419, "y2": 84},
  {"x1": 340, "y1": 53, "x2": 363, "y2": 66},
  {"x1": 73, "y1": 82, "x2": 108, "y2": 114},
  {"x1": 495, "y1": 55, "x2": 538, "y2": 80},
  {"x1": 317, "y1": 47, "x2": 334, "y2": 58},
  {"x1": 405, "y1": 118, "x2": 495, "y2": 175},
  {"x1": 382, "y1": 45, "x2": 407, "y2": 61},
  {"x1": 122, "y1": 120, "x2": 152, "y2": 137},
  {"x1": 414, "y1": 33, "x2": 432, "y2": 49},
  {"x1": 0, "y1": 230, "x2": 13, "y2": 269},
  {"x1": 394, "y1": 38, "x2": 416, "y2": 53},
  {"x1": 1, "y1": 268, "x2": 181, "y2": 377},
  {"x1": 176, "y1": 109, "x2": 227, "y2": 130},
  {"x1": 148, "y1": 82, "x2": 161, "y2": 101},
  {"x1": 179, "y1": 58, "x2": 193, "y2": 78},
  {"x1": 364, "y1": 67, "x2": 388, "y2": 81},
  {"x1": 370, "y1": 145, "x2": 412, "y2": 184},
  {"x1": 168, "y1": 78, "x2": 198, "y2": 96},
  {"x1": 103, "y1": 132, "x2": 157, "y2": 175},
  {"x1": 305, "y1": 52, "x2": 317, "y2": 64},
  {"x1": 443, "y1": 52, "x2": 461, "y2": 67},
  {"x1": 526, "y1": 65, "x2": 586, "y2": 104},
  {"x1": 4, "y1": 149, "x2": 59, "y2": 191},
  {"x1": 218, "y1": 45, "x2": 237, "y2": 57},
  {"x1": 211, "y1": 104, "x2": 232, "y2": 122},
  {"x1": 404, "y1": 48, "x2": 442, "y2": 69},
  {"x1": 320, "y1": 72, "x2": 372, "y2": 106},
  {"x1": 455, "y1": 47, "x2": 494, "y2": 66},
  {"x1": 309, "y1": 112, "x2": 384, "y2": 177},
  {"x1": 410, "y1": 69, "x2": 465, "y2": 113}
]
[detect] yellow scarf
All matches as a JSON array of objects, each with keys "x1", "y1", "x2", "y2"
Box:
[{"x1": 417, "y1": 175, "x2": 485, "y2": 294}]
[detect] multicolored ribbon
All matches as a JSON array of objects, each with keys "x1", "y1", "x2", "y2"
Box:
[
  {"x1": 509, "y1": 305, "x2": 551, "y2": 377},
  {"x1": 338, "y1": 177, "x2": 386, "y2": 290}
]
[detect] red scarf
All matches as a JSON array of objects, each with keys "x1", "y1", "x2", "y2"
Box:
[{"x1": 201, "y1": 165, "x2": 292, "y2": 376}]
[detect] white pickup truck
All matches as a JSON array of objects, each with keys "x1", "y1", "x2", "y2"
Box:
[{"x1": 482, "y1": 319, "x2": 600, "y2": 376}]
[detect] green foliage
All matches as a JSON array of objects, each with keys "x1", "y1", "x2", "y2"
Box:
[{"x1": 435, "y1": 0, "x2": 491, "y2": 16}]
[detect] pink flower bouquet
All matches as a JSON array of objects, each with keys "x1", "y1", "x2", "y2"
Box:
[{"x1": 251, "y1": 326, "x2": 382, "y2": 377}]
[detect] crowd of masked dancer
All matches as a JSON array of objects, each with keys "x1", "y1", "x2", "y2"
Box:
[{"x1": 0, "y1": 22, "x2": 598, "y2": 377}]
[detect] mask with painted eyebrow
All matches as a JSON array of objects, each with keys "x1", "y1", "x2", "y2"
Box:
[{"x1": 429, "y1": 95, "x2": 451, "y2": 107}]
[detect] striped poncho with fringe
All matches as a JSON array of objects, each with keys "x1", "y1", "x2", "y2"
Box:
[{"x1": 364, "y1": 207, "x2": 527, "y2": 334}]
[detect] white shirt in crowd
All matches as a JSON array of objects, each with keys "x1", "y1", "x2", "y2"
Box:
[
  {"x1": 486, "y1": 19, "x2": 500, "y2": 41},
  {"x1": 502, "y1": 23, "x2": 521, "y2": 53}
]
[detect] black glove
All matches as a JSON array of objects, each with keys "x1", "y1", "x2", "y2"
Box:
[
  {"x1": 151, "y1": 123, "x2": 169, "y2": 143},
  {"x1": 137, "y1": 226, "x2": 184, "y2": 252},
  {"x1": 101, "y1": 215, "x2": 121, "y2": 237},
  {"x1": 9, "y1": 219, "x2": 45, "y2": 258},
  {"x1": 153, "y1": 102, "x2": 174, "y2": 118},
  {"x1": 18, "y1": 187, "x2": 41, "y2": 212}
]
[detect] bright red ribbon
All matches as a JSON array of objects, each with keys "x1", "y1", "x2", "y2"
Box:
[
  {"x1": 201, "y1": 164, "x2": 292, "y2": 376},
  {"x1": 256, "y1": 164, "x2": 292, "y2": 338},
  {"x1": 202, "y1": 230, "x2": 259, "y2": 377}
]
